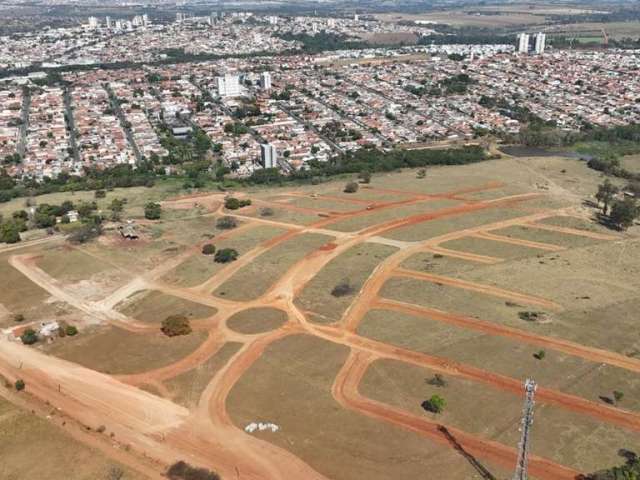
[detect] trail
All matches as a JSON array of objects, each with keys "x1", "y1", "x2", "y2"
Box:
[{"x1": 472, "y1": 231, "x2": 565, "y2": 252}]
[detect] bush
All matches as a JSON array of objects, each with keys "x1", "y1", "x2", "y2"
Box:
[
  {"x1": 66, "y1": 325, "x2": 78, "y2": 336},
  {"x1": 259, "y1": 207, "x2": 274, "y2": 217},
  {"x1": 202, "y1": 244, "x2": 216, "y2": 255},
  {"x1": 12, "y1": 313, "x2": 24, "y2": 323},
  {"x1": 344, "y1": 181, "x2": 359, "y2": 193},
  {"x1": 416, "y1": 168, "x2": 427, "y2": 179},
  {"x1": 161, "y1": 315, "x2": 192, "y2": 337},
  {"x1": 331, "y1": 279, "x2": 354, "y2": 297},
  {"x1": 20, "y1": 328, "x2": 38, "y2": 345},
  {"x1": 216, "y1": 216, "x2": 237, "y2": 230},
  {"x1": 167, "y1": 461, "x2": 220, "y2": 480},
  {"x1": 426, "y1": 374, "x2": 447, "y2": 387},
  {"x1": 144, "y1": 202, "x2": 162, "y2": 220},
  {"x1": 67, "y1": 223, "x2": 103, "y2": 244},
  {"x1": 14, "y1": 379, "x2": 25, "y2": 391},
  {"x1": 214, "y1": 248, "x2": 239, "y2": 263},
  {"x1": 358, "y1": 170, "x2": 371, "y2": 184},
  {"x1": 224, "y1": 197, "x2": 252, "y2": 210},
  {"x1": 422, "y1": 394, "x2": 446, "y2": 414},
  {"x1": 94, "y1": 189, "x2": 106, "y2": 199},
  {"x1": 533, "y1": 350, "x2": 546, "y2": 360}
]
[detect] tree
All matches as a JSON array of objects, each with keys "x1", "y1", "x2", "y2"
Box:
[
  {"x1": 422, "y1": 395, "x2": 446, "y2": 414},
  {"x1": 161, "y1": 315, "x2": 192, "y2": 337},
  {"x1": 14, "y1": 379, "x2": 25, "y2": 391},
  {"x1": 216, "y1": 216, "x2": 237, "y2": 230},
  {"x1": 331, "y1": 279, "x2": 354, "y2": 297},
  {"x1": 0, "y1": 221, "x2": 21, "y2": 244},
  {"x1": 167, "y1": 461, "x2": 220, "y2": 480},
  {"x1": 202, "y1": 244, "x2": 216, "y2": 255},
  {"x1": 358, "y1": 170, "x2": 371, "y2": 184},
  {"x1": 66, "y1": 325, "x2": 78, "y2": 336},
  {"x1": 144, "y1": 202, "x2": 162, "y2": 220},
  {"x1": 20, "y1": 328, "x2": 38, "y2": 345},
  {"x1": 344, "y1": 182, "x2": 359, "y2": 193},
  {"x1": 224, "y1": 197, "x2": 251, "y2": 210},
  {"x1": 595, "y1": 179, "x2": 619, "y2": 215},
  {"x1": 609, "y1": 198, "x2": 639, "y2": 230},
  {"x1": 214, "y1": 248, "x2": 239, "y2": 263}
]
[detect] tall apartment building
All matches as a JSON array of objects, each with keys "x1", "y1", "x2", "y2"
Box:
[
  {"x1": 260, "y1": 72, "x2": 272, "y2": 90},
  {"x1": 261, "y1": 144, "x2": 277, "y2": 169},
  {"x1": 535, "y1": 33, "x2": 546, "y2": 55},
  {"x1": 517, "y1": 33, "x2": 530, "y2": 54},
  {"x1": 216, "y1": 75, "x2": 241, "y2": 97}
]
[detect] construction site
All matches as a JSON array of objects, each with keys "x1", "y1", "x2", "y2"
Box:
[{"x1": 0, "y1": 152, "x2": 639, "y2": 480}]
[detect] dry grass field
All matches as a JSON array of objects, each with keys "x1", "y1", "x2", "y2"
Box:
[{"x1": 0, "y1": 154, "x2": 639, "y2": 480}]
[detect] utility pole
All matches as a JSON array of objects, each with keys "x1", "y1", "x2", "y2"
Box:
[{"x1": 513, "y1": 378, "x2": 537, "y2": 480}]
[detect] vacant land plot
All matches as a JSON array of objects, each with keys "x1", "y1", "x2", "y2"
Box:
[
  {"x1": 360, "y1": 359, "x2": 640, "y2": 473},
  {"x1": 83, "y1": 237, "x2": 187, "y2": 273},
  {"x1": 284, "y1": 196, "x2": 364, "y2": 214},
  {"x1": 227, "y1": 334, "x2": 500, "y2": 480},
  {"x1": 489, "y1": 225, "x2": 602, "y2": 248},
  {"x1": 400, "y1": 251, "x2": 484, "y2": 275},
  {"x1": 162, "y1": 225, "x2": 287, "y2": 288},
  {"x1": 327, "y1": 199, "x2": 460, "y2": 233},
  {"x1": 156, "y1": 215, "x2": 219, "y2": 245},
  {"x1": 43, "y1": 325, "x2": 207, "y2": 375},
  {"x1": 380, "y1": 276, "x2": 549, "y2": 332},
  {"x1": 213, "y1": 232, "x2": 332, "y2": 301},
  {"x1": 295, "y1": 243, "x2": 397, "y2": 324},
  {"x1": 0, "y1": 396, "x2": 142, "y2": 480},
  {"x1": 226, "y1": 308, "x2": 287, "y2": 334},
  {"x1": 439, "y1": 236, "x2": 542, "y2": 260},
  {"x1": 166, "y1": 342, "x2": 243, "y2": 408},
  {"x1": 621, "y1": 154, "x2": 640, "y2": 174},
  {"x1": 117, "y1": 290, "x2": 217, "y2": 323},
  {"x1": 383, "y1": 207, "x2": 529, "y2": 242},
  {"x1": 357, "y1": 309, "x2": 640, "y2": 413},
  {"x1": 240, "y1": 206, "x2": 320, "y2": 226}
]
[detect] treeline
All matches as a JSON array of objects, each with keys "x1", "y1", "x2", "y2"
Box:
[
  {"x1": 0, "y1": 164, "x2": 156, "y2": 203},
  {"x1": 276, "y1": 32, "x2": 370, "y2": 52},
  {"x1": 249, "y1": 145, "x2": 488, "y2": 184}
]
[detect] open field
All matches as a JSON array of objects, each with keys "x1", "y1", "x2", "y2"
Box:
[
  {"x1": 0, "y1": 154, "x2": 639, "y2": 480},
  {"x1": 117, "y1": 290, "x2": 217, "y2": 324},
  {"x1": 0, "y1": 395, "x2": 143, "y2": 480}
]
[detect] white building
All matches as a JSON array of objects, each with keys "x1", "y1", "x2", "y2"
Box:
[
  {"x1": 88, "y1": 16, "x2": 99, "y2": 29},
  {"x1": 216, "y1": 75, "x2": 241, "y2": 97},
  {"x1": 517, "y1": 33, "x2": 530, "y2": 54},
  {"x1": 260, "y1": 72, "x2": 272, "y2": 90},
  {"x1": 105, "y1": 16, "x2": 112, "y2": 29},
  {"x1": 261, "y1": 143, "x2": 277, "y2": 169},
  {"x1": 535, "y1": 33, "x2": 546, "y2": 55}
]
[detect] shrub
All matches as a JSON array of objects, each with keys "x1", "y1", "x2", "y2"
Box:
[
  {"x1": 161, "y1": 315, "x2": 192, "y2": 337},
  {"x1": 66, "y1": 325, "x2": 78, "y2": 336},
  {"x1": 426, "y1": 374, "x2": 447, "y2": 387},
  {"x1": 167, "y1": 461, "x2": 220, "y2": 480},
  {"x1": 358, "y1": 170, "x2": 371, "y2": 184},
  {"x1": 216, "y1": 216, "x2": 237, "y2": 230},
  {"x1": 14, "y1": 379, "x2": 25, "y2": 391},
  {"x1": 94, "y1": 190, "x2": 106, "y2": 199},
  {"x1": 12, "y1": 313, "x2": 24, "y2": 323},
  {"x1": 20, "y1": 328, "x2": 38, "y2": 345},
  {"x1": 214, "y1": 248, "x2": 239, "y2": 263},
  {"x1": 533, "y1": 350, "x2": 546, "y2": 360},
  {"x1": 224, "y1": 197, "x2": 252, "y2": 210},
  {"x1": 68, "y1": 223, "x2": 103, "y2": 244},
  {"x1": 344, "y1": 182, "x2": 359, "y2": 193},
  {"x1": 144, "y1": 202, "x2": 162, "y2": 220},
  {"x1": 259, "y1": 207, "x2": 274, "y2": 217},
  {"x1": 416, "y1": 168, "x2": 427, "y2": 179},
  {"x1": 202, "y1": 244, "x2": 216, "y2": 255},
  {"x1": 422, "y1": 395, "x2": 446, "y2": 414},
  {"x1": 613, "y1": 390, "x2": 624, "y2": 403},
  {"x1": 331, "y1": 279, "x2": 354, "y2": 297}
]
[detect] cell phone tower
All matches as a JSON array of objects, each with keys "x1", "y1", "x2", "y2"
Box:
[{"x1": 512, "y1": 379, "x2": 537, "y2": 480}]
